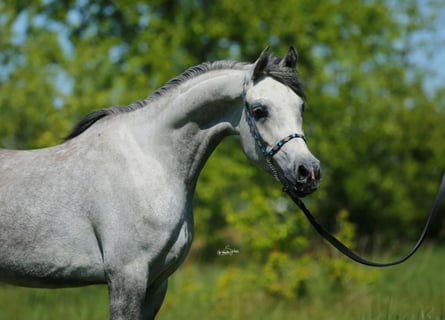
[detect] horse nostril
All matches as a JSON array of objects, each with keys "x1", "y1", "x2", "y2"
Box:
[
  {"x1": 297, "y1": 165, "x2": 310, "y2": 182},
  {"x1": 297, "y1": 163, "x2": 321, "y2": 183}
]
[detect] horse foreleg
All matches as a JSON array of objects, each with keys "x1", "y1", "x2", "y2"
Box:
[
  {"x1": 107, "y1": 270, "x2": 149, "y2": 320},
  {"x1": 107, "y1": 270, "x2": 168, "y2": 320}
]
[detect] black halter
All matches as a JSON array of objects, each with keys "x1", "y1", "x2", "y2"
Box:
[
  {"x1": 243, "y1": 77, "x2": 445, "y2": 267},
  {"x1": 243, "y1": 77, "x2": 306, "y2": 189},
  {"x1": 244, "y1": 105, "x2": 306, "y2": 158}
]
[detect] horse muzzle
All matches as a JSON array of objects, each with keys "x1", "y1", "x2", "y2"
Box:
[{"x1": 286, "y1": 161, "x2": 321, "y2": 197}]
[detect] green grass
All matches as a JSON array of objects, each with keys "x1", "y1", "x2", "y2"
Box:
[{"x1": 1, "y1": 245, "x2": 445, "y2": 319}]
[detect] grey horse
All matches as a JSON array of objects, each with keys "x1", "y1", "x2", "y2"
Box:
[{"x1": 0, "y1": 47, "x2": 320, "y2": 319}]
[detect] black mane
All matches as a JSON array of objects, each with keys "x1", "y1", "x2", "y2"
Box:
[{"x1": 65, "y1": 54, "x2": 304, "y2": 141}]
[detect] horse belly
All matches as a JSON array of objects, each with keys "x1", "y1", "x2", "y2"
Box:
[
  {"x1": 0, "y1": 208, "x2": 105, "y2": 288},
  {"x1": 0, "y1": 237, "x2": 106, "y2": 288},
  {"x1": 0, "y1": 257, "x2": 105, "y2": 288}
]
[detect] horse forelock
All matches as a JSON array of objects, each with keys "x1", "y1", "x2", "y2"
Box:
[{"x1": 262, "y1": 54, "x2": 306, "y2": 102}]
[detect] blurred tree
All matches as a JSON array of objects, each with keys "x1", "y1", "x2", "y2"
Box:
[{"x1": 1, "y1": 0, "x2": 444, "y2": 298}]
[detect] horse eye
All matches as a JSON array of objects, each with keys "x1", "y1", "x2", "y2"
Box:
[{"x1": 252, "y1": 105, "x2": 269, "y2": 120}]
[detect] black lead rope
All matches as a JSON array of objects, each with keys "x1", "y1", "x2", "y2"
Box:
[
  {"x1": 287, "y1": 173, "x2": 445, "y2": 267},
  {"x1": 242, "y1": 77, "x2": 445, "y2": 267}
]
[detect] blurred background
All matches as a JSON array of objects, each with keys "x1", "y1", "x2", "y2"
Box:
[{"x1": 1, "y1": 1, "x2": 445, "y2": 319}]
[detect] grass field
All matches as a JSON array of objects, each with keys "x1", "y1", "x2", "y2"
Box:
[{"x1": 1, "y1": 244, "x2": 444, "y2": 320}]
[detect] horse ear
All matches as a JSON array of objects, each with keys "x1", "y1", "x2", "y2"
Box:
[
  {"x1": 252, "y1": 47, "x2": 270, "y2": 80},
  {"x1": 280, "y1": 46, "x2": 298, "y2": 70}
]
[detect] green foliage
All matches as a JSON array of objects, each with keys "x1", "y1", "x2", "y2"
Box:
[
  {"x1": 1, "y1": 0, "x2": 444, "y2": 302},
  {"x1": 1, "y1": 245, "x2": 445, "y2": 319},
  {"x1": 210, "y1": 207, "x2": 378, "y2": 300},
  {"x1": 0, "y1": 285, "x2": 108, "y2": 319}
]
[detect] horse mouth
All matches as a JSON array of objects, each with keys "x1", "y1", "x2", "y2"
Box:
[
  {"x1": 285, "y1": 166, "x2": 321, "y2": 197},
  {"x1": 289, "y1": 181, "x2": 319, "y2": 197}
]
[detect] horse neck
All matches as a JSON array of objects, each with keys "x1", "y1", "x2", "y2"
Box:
[{"x1": 128, "y1": 68, "x2": 248, "y2": 189}]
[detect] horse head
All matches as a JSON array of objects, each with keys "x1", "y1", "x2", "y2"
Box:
[{"x1": 239, "y1": 47, "x2": 321, "y2": 197}]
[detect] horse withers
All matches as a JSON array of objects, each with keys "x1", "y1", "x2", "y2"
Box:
[{"x1": 0, "y1": 47, "x2": 320, "y2": 319}]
